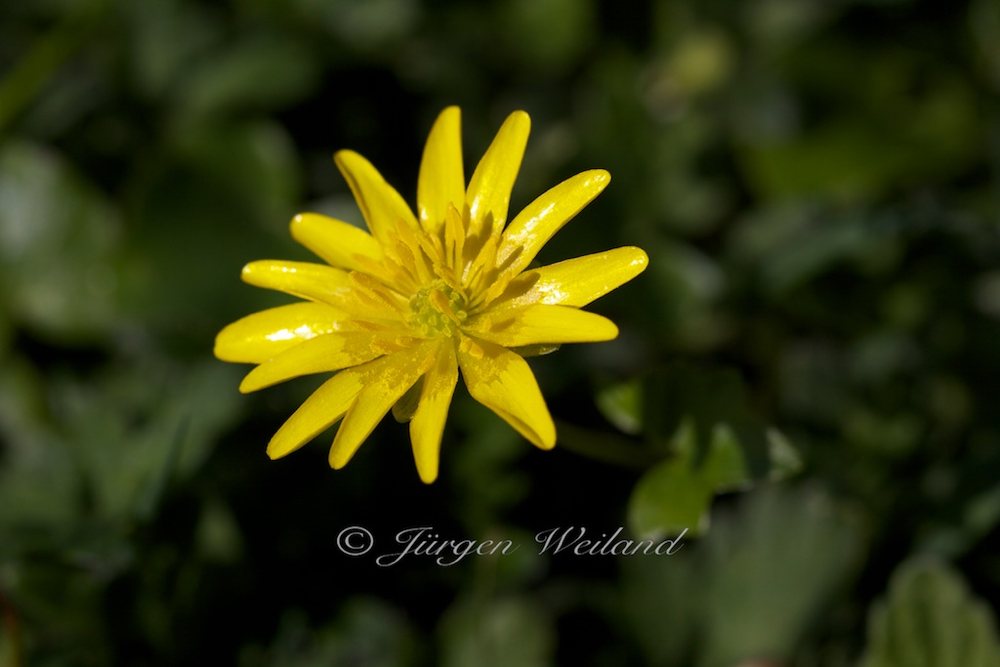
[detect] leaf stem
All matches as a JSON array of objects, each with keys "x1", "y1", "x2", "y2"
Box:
[{"x1": 553, "y1": 420, "x2": 663, "y2": 469}]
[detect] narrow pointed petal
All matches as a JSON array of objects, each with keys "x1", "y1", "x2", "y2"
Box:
[
  {"x1": 502, "y1": 247, "x2": 649, "y2": 308},
  {"x1": 467, "y1": 304, "x2": 619, "y2": 347},
  {"x1": 495, "y1": 169, "x2": 610, "y2": 274},
  {"x1": 214, "y1": 303, "x2": 344, "y2": 364},
  {"x1": 410, "y1": 341, "x2": 459, "y2": 483},
  {"x1": 266, "y1": 366, "x2": 365, "y2": 459},
  {"x1": 239, "y1": 332, "x2": 385, "y2": 393},
  {"x1": 418, "y1": 106, "x2": 465, "y2": 235},
  {"x1": 334, "y1": 150, "x2": 419, "y2": 244},
  {"x1": 329, "y1": 343, "x2": 436, "y2": 469},
  {"x1": 465, "y1": 110, "x2": 530, "y2": 235},
  {"x1": 241, "y1": 260, "x2": 350, "y2": 305},
  {"x1": 457, "y1": 336, "x2": 555, "y2": 450},
  {"x1": 290, "y1": 213, "x2": 383, "y2": 272},
  {"x1": 268, "y1": 345, "x2": 430, "y2": 459}
]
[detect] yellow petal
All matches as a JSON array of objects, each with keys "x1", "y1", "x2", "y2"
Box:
[
  {"x1": 239, "y1": 332, "x2": 385, "y2": 393},
  {"x1": 214, "y1": 302, "x2": 344, "y2": 364},
  {"x1": 241, "y1": 260, "x2": 350, "y2": 305},
  {"x1": 465, "y1": 110, "x2": 530, "y2": 235},
  {"x1": 266, "y1": 366, "x2": 365, "y2": 459},
  {"x1": 329, "y1": 343, "x2": 436, "y2": 469},
  {"x1": 410, "y1": 340, "x2": 459, "y2": 483},
  {"x1": 495, "y1": 169, "x2": 610, "y2": 275},
  {"x1": 290, "y1": 212, "x2": 383, "y2": 272},
  {"x1": 457, "y1": 335, "x2": 555, "y2": 450},
  {"x1": 417, "y1": 106, "x2": 465, "y2": 235},
  {"x1": 334, "y1": 150, "x2": 419, "y2": 244},
  {"x1": 467, "y1": 304, "x2": 618, "y2": 347},
  {"x1": 503, "y1": 246, "x2": 649, "y2": 308}
]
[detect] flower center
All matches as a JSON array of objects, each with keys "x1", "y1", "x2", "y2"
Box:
[{"x1": 408, "y1": 280, "x2": 469, "y2": 337}]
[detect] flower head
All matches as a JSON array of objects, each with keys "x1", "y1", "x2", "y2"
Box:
[{"x1": 214, "y1": 107, "x2": 648, "y2": 483}]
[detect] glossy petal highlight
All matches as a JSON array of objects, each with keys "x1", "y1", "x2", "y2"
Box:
[
  {"x1": 467, "y1": 304, "x2": 619, "y2": 347},
  {"x1": 241, "y1": 260, "x2": 350, "y2": 306},
  {"x1": 418, "y1": 106, "x2": 465, "y2": 235},
  {"x1": 502, "y1": 247, "x2": 650, "y2": 308},
  {"x1": 214, "y1": 302, "x2": 344, "y2": 364},
  {"x1": 496, "y1": 169, "x2": 611, "y2": 275},
  {"x1": 239, "y1": 332, "x2": 386, "y2": 393},
  {"x1": 466, "y1": 110, "x2": 530, "y2": 235}
]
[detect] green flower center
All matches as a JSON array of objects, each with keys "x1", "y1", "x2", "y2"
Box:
[{"x1": 408, "y1": 280, "x2": 469, "y2": 337}]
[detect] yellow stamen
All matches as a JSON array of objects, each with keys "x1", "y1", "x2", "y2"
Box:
[
  {"x1": 444, "y1": 203, "x2": 466, "y2": 273},
  {"x1": 349, "y1": 272, "x2": 406, "y2": 312}
]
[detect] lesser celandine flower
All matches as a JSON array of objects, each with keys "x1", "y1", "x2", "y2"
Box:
[{"x1": 214, "y1": 107, "x2": 648, "y2": 483}]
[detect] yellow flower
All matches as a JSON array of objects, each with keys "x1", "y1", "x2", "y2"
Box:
[{"x1": 214, "y1": 107, "x2": 648, "y2": 483}]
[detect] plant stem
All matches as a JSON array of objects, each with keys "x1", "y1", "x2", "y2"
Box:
[
  {"x1": 554, "y1": 420, "x2": 663, "y2": 470},
  {"x1": 0, "y1": 587, "x2": 22, "y2": 667}
]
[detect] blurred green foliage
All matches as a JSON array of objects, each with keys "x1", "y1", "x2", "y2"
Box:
[
  {"x1": 859, "y1": 560, "x2": 1000, "y2": 667},
  {"x1": 2, "y1": 0, "x2": 1000, "y2": 665},
  {"x1": 624, "y1": 486, "x2": 864, "y2": 666}
]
